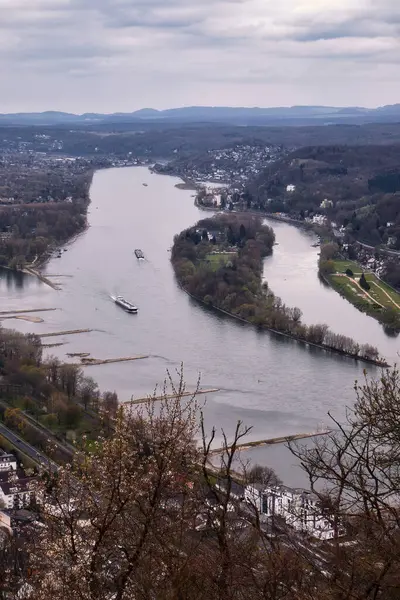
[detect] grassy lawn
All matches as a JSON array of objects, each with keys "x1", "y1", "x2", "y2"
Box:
[
  {"x1": 203, "y1": 252, "x2": 236, "y2": 271},
  {"x1": 329, "y1": 260, "x2": 400, "y2": 316},
  {"x1": 331, "y1": 259, "x2": 360, "y2": 274},
  {"x1": 330, "y1": 275, "x2": 376, "y2": 308}
]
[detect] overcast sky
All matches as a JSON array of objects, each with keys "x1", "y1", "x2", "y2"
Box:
[{"x1": 1, "y1": 0, "x2": 399, "y2": 113}]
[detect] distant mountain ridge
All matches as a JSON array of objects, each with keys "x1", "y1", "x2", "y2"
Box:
[{"x1": 1, "y1": 104, "x2": 400, "y2": 126}]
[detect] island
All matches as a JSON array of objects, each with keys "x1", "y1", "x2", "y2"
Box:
[{"x1": 172, "y1": 214, "x2": 386, "y2": 366}]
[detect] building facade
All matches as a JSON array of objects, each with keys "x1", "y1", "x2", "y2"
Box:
[{"x1": 245, "y1": 484, "x2": 345, "y2": 540}]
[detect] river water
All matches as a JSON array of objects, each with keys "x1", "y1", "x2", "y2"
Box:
[{"x1": 1, "y1": 167, "x2": 398, "y2": 486}]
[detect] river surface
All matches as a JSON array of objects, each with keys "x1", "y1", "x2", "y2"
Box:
[{"x1": 1, "y1": 167, "x2": 398, "y2": 486}]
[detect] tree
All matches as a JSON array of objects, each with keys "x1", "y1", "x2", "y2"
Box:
[
  {"x1": 359, "y1": 272, "x2": 371, "y2": 291},
  {"x1": 320, "y1": 242, "x2": 339, "y2": 262},
  {"x1": 290, "y1": 367, "x2": 400, "y2": 599},
  {"x1": 23, "y1": 373, "x2": 308, "y2": 600},
  {"x1": 79, "y1": 376, "x2": 99, "y2": 410},
  {"x1": 345, "y1": 268, "x2": 354, "y2": 277},
  {"x1": 246, "y1": 464, "x2": 282, "y2": 488},
  {"x1": 227, "y1": 225, "x2": 235, "y2": 246},
  {"x1": 319, "y1": 259, "x2": 335, "y2": 276},
  {"x1": 4, "y1": 407, "x2": 26, "y2": 435},
  {"x1": 59, "y1": 364, "x2": 81, "y2": 399},
  {"x1": 239, "y1": 224, "x2": 246, "y2": 239}
]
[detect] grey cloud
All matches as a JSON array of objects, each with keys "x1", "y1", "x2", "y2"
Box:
[{"x1": 0, "y1": 0, "x2": 400, "y2": 111}]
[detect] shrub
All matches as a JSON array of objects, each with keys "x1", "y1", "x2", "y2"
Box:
[{"x1": 345, "y1": 268, "x2": 354, "y2": 277}]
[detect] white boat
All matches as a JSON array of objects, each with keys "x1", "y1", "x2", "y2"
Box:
[{"x1": 111, "y1": 295, "x2": 138, "y2": 313}]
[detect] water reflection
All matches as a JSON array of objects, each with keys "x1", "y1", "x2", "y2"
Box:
[{"x1": 0, "y1": 268, "x2": 36, "y2": 290}]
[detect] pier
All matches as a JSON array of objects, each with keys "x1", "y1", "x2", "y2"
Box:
[
  {"x1": 77, "y1": 355, "x2": 149, "y2": 367},
  {"x1": 0, "y1": 308, "x2": 58, "y2": 315},
  {"x1": 39, "y1": 328, "x2": 93, "y2": 338},
  {"x1": 209, "y1": 430, "x2": 332, "y2": 455},
  {"x1": 126, "y1": 388, "x2": 220, "y2": 405}
]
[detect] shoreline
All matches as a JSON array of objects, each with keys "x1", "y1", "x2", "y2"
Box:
[{"x1": 177, "y1": 283, "x2": 388, "y2": 368}]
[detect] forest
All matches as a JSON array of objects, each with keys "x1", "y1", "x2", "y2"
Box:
[{"x1": 246, "y1": 144, "x2": 400, "y2": 251}]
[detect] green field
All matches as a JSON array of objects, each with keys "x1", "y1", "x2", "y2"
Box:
[
  {"x1": 327, "y1": 260, "x2": 400, "y2": 327},
  {"x1": 331, "y1": 259, "x2": 361, "y2": 274},
  {"x1": 204, "y1": 252, "x2": 236, "y2": 271}
]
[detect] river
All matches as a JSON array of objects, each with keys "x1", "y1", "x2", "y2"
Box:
[{"x1": 1, "y1": 166, "x2": 398, "y2": 486}]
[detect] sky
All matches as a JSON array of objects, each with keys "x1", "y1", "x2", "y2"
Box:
[{"x1": 1, "y1": 0, "x2": 400, "y2": 113}]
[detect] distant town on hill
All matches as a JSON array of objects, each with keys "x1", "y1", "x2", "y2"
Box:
[{"x1": 2, "y1": 104, "x2": 400, "y2": 126}]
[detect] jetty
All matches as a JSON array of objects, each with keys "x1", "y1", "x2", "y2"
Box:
[
  {"x1": 209, "y1": 430, "x2": 332, "y2": 455},
  {"x1": 77, "y1": 355, "x2": 149, "y2": 367},
  {"x1": 0, "y1": 308, "x2": 57, "y2": 315},
  {"x1": 126, "y1": 388, "x2": 219, "y2": 405},
  {"x1": 39, "y1": 328, "x2": 92, "y2": 338}
]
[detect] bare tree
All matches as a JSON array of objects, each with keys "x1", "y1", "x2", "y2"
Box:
[{"x1": 290, "y1": 367, "x2": 400, "y2": 599}]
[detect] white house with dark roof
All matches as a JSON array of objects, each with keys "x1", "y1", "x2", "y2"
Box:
[
  {"x1": 0, "y1": 453, "x2": 17, "y2": 472},
  {"x1": 0, "y1": 477, "x2": 35, "y2": 510},
  {"x1": 245, "y1": 484, "x2": 345, "y2": 540}
]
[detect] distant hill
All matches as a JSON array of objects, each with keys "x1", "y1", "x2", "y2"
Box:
[{"x1": 1, "y1": 105, "x2": 400, "y2": 126}]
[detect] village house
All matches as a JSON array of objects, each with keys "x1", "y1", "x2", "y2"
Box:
[
  {"x1": 245, "y1": 484, "x2": 345, "y2": 540},
  {"x1": 0, "y1": 477, "x2": 35, "y2": 510},
  {"x1": 0, "y1": 453, "x2": 17, "y2": 472},
  {"x1": 0, "y1": 450, "x2": 36, "y2": 510}
]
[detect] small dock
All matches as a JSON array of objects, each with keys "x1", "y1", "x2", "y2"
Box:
[
  {"x1": 126, "y1": 388, "x2": 220, "y2": 405},
  {"x1": 209, "y1": 430, "x2": 332, "y2": 455}
]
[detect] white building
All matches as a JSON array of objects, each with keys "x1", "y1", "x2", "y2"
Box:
[
  {"x1": 320, "y1": 199, "x2": 333, "y2": 209},
  {"x1": 0, "y1": 454, "x2": 17, "y2": 472},
  {"x1": 245, "y1": 484, "x2": 345, "y2": 540},
  {"x1": 286, "y1": 184, "x2": 296, "y2": 193},
  {"x1": 0, "y1": 478, "x2": 35, "y2": 510}
]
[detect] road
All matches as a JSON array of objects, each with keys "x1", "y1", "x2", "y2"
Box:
[
  {"x1": 0, "y1": 400, "x2": 75, "y2": 458},
  {"x1": 0, "y1": 422, "x2": 58, "y2": 472}
]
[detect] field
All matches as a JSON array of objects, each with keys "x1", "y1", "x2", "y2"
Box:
[
  {"x1": 327, "y1": 260, "x2": 400, "y2": 327},
  {"x1": 203, "y1": 252, "x2": 236, "y2": 271}
]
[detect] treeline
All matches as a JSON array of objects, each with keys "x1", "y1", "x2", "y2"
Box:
[
  {"x1": 0, "y1": 171, "x2": 92, "y2": 268},
  {"x1": 172, "y1": 215, "x2": 382, "y2": 364},
  {"x1": 0, "y1": 325, "x2": 118, "y2": 460}
]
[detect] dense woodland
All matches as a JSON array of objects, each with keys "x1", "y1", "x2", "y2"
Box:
[{"x1": 171, "y1": 215, "x2": 381, "y2": 363}]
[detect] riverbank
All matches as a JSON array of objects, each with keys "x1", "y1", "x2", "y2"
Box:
[
  {"x1": 172, "y1": 214, "x2": 386, "y2": 367},
  {"x1": 319, "y1": 257, "x2": 400, "y2": 332},
  {"x1": 178, "y1": 284, "x2": 388, "y2": 367}
]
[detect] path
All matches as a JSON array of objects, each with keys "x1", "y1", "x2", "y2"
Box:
[
  {"x1": 371, "y1": 281, "x2": 400, "y2": 310},
  {"x1": 335, "y1": 273, "x2": 385, "y2": 308}
]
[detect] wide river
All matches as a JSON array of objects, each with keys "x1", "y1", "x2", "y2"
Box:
[{"x1": 1, "y1": 167, "x2": 398, "y2": 485}]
